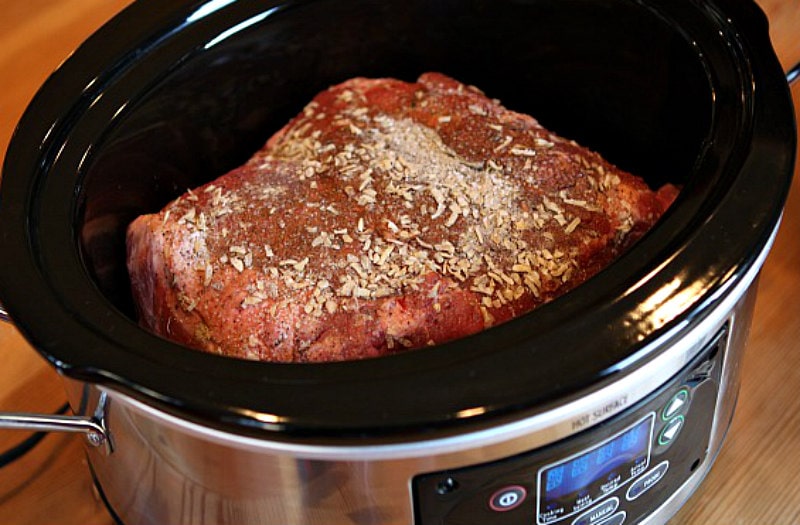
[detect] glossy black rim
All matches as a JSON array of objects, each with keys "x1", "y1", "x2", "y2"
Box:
[{"x1": 0, "y1": 0, "x2": 794, "y2": 441}]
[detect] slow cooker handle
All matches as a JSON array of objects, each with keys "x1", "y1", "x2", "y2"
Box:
[
  {"x1": 789, "y1": 61, "x2": 800, "y2": 86},
  {"x1": 0, "y1": 388, "x2": 112, "y2": 455},
  {"x1": 0, "y1": 303, "x2": 112, "y2": 454}
]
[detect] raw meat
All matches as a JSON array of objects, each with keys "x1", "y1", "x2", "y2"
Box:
[{"x1": 126, "y1": 73, "x2": 677, "y2": 362}]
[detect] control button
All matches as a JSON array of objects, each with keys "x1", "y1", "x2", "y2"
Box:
[
  {"x1": 572, "y1": 497, "x2": 619, "y2": 525},
  {"x1": 489, "y1": 485, "x2": 527, "y2": 512},
  {"x1": 626, "y1": 461, "x2": 669, "y2": 501},
  {"x1": 599, "y1": 511, "x2": 626, "y2": 525},
  {"x1": 658, "y1": 415, "x2": 685, "y2": 446},
  {"x1": 662, "y1": 389, "x2": 689, "y2": 420}
]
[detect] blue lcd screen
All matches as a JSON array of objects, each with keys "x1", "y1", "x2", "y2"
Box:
[{"x1": 537, "y1": 414, "x2": 654, "y2": 524}]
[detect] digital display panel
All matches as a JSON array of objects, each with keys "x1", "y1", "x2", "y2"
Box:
[{"x1": 537, "y1": 414, "x2": 654, "y2": 524}]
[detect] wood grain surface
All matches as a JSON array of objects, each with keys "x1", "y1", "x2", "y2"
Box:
[{"x1": 0, "y1": 1, "x2": 798, "y2": 524}]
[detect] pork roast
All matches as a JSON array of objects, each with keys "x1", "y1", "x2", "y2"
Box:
[{"x1": 126, "y1": 73, "x2": 677, "y2": 362}]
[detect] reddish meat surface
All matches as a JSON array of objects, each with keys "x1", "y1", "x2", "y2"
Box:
[{"x1": 126, "y1": 73, "x2": 676, "y2": 362}]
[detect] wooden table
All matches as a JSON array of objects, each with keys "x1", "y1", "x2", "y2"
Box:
[{"x1": 0, "y1": 1, "x2": 798, "y2": 524}]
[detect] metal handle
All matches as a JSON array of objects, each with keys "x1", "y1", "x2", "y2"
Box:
[
  {"x1": 789, "y1": 61, "x2": 800, "y2": 86},
  {"x1": 1, "y1": 413, "x2": 107, "y2": 445},
  {"x1": 0, "y1": 391, "x2": 113, "y2": 454},
  {"x1": 1, "y1": 296, "x2": 112, "y2": 454}
]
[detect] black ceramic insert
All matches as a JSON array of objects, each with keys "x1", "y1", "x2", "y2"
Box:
[{"x1": 0, "y1": 0, "x2": 794, "y2": 440}]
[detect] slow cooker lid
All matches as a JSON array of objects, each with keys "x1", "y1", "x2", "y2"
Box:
[{"x1": 0, "y1": 0, "x2": 794, "y2": 440}]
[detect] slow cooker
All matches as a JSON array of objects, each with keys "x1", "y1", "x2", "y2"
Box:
[{"x1": 0, "y1": 1, "x2": 796, "y2": 524}]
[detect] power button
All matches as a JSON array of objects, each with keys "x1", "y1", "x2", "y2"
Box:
[{"x1": 489, "y1": 485, "x2": 528, "y2": 512}]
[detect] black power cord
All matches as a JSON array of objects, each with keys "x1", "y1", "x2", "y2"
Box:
[{"x1": 0, "y1": 402, "x2": 70, "y2": 468}]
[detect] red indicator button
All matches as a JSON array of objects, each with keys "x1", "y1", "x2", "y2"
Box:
[{"x1": 489, "y1": 485, "x2": 527, "y2": 512}]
